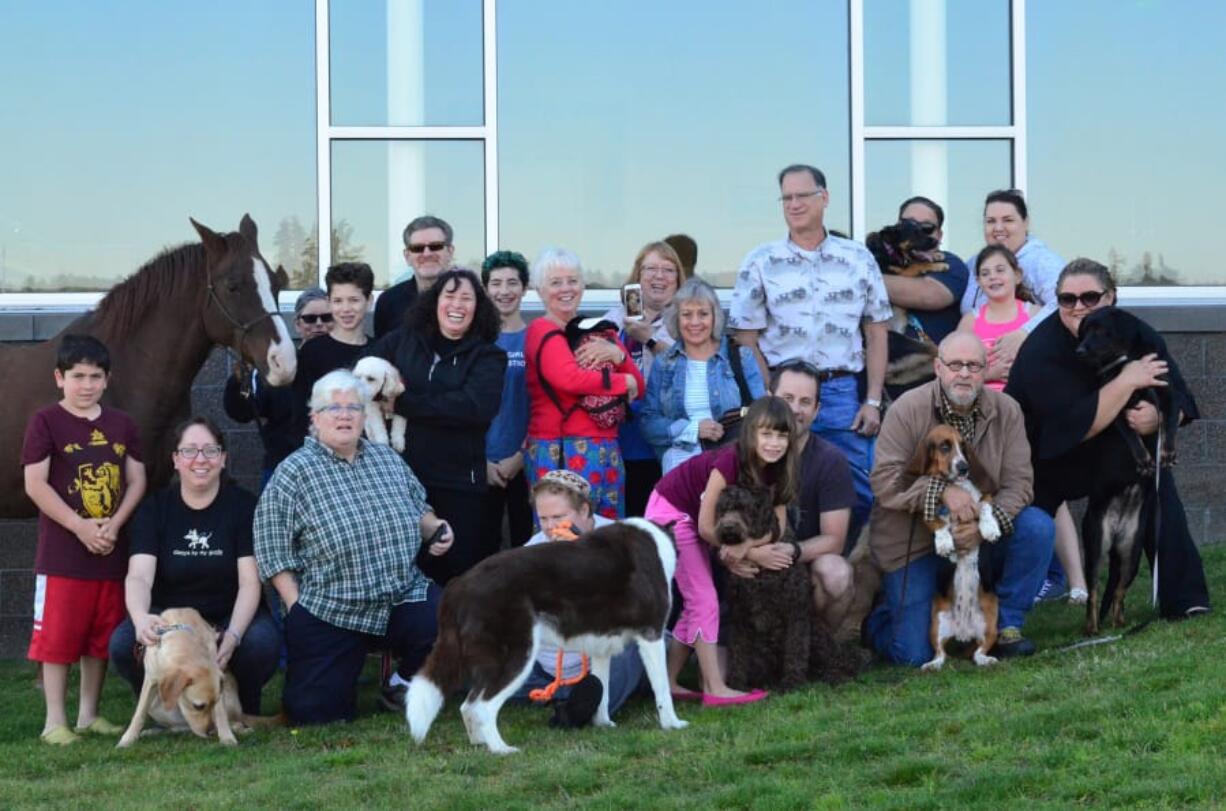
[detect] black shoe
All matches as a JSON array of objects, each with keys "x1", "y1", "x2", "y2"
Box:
[
  {"x1": 379, "y1": 683, "x2": 407, "y2": 713},
  {"x1": 549, "y1": 675, "x2": 603, "y2": 729},
  {"x1": 990, "y1": 627, "x2": 1036, "y2": 659}
]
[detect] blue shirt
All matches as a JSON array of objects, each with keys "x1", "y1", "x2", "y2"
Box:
[
  {"x1": 485, "y1": 328, "x2": 529, "y2": 461},
  {"x1": 912, "y1": 249, "x2": 970, "y2": 344}
]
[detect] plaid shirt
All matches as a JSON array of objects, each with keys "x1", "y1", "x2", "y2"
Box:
[
  {"x1": 922, "y1": 391, "x2": 1015, "y2": 537},
  {"x1": 254, "y1": 437, "x2": 434, "y2": 635}
]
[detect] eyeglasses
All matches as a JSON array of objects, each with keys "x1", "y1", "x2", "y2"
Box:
[
  {"x1": 406, "y1": 241, "x2": 450, "y2": 254},
  {"x1": 317, "y1": 403, "x2": 364, "y2": 416},
  {"x1": 939, "y1": 359, "x2": 986, "y2": 374},
  {"x1": 640, "y1": 265, "x2": 678, "y2": 277},
  {"x1": 1056, "y1": 290, "x2": 1106, "y2": 309},
  {"x1": 778, "y1": 190, "x2": 823, "y2": 204},
  {"x1": 297, "y1": 313, "x2": 333, "y2": 325},
  {"x1": 176, "y1": 445, "x2": 224, "y2": 460},
  {"x1": 900, "y1": 218, "x2": 938, "y2": 235}
]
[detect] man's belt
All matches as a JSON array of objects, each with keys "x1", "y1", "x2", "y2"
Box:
[{"x1": 817, "y1": 369, "x2": 854, "y2": 383}]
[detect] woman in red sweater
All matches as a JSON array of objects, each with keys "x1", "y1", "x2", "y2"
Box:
[{"x1": 525, "y1": 248, "x2": 644, "y2": 519}]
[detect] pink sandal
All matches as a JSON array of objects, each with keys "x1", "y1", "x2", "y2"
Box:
[{"x1": 701, "y1": 689, "x2": 769, "y2": 707}]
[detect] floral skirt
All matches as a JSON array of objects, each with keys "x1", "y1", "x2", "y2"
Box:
[{"x1": 525, "y1": 436, "x2": 624, "y2": 520}]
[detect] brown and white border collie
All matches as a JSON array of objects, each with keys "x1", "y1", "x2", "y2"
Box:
[
  {"x1": 405, "y1": 518, "x2": 687, "y2": 754},
  {"x1": 908, "y1": 425, "x2": 1002, "y2": 671}
]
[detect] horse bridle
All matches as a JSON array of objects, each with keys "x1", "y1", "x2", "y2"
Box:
[{"x1": 205, "y1": 273, "x2": 279, "y2": 404}]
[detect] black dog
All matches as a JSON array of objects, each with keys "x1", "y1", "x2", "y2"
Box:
[
  {"x1": 866, "y1": 219, "x2": 950, "y2": 398},
  {"x1": 1075, "y1": 307, "x2": 1182, "y2": 634},
  {"x1": 715, "y1": 485, "x2": 812, "y2": 691}
]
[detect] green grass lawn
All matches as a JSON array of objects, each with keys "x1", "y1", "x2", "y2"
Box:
[{"x1": 3, "y1": 547, "x2": 1225, "y2": 810}]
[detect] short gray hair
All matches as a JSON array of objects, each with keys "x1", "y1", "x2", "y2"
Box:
[
  {"x1": 663, "y1": 276, "x2": 725, "y2": 343},
  {"x1": 309, "y1": 369, "x2": 369, "y2": 414},
  {"x1": 531, "y1": 247, "x2": 584, "y2": 291},
  {"x1": 293, "y1": 287, "x2": 328, "y2": 317}
]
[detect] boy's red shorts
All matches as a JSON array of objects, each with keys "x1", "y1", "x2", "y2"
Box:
[{"x1": 28, "y1": 575, "x2": 124, "y2": 664}]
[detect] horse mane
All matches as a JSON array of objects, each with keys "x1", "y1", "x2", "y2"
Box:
[{"x1": 92, "y1": 242, "x2": 208, "y2": 337}]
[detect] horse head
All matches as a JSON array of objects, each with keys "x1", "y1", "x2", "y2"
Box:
[{"x1": 190, "y1": 215, "x2": 297, "y2": 386}]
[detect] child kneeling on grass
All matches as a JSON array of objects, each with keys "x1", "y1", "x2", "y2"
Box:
[{"x1": 22, "y1": 335, "x2": 147, "y2": 745}]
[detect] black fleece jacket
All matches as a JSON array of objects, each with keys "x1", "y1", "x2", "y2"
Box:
[{"x1": 371, "y1": 327, "x2": 507, "y2": 493}]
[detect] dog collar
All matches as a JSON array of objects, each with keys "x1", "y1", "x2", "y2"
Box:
[
  {"x1": 155, "y1": 623, "x2": 194, "y2": 638},
  {"x1": 1096, "y1": 354, "x2": 1130, "y2": 378}
]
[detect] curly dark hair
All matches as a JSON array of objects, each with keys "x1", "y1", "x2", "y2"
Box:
[
  {"x1": 406, "y1": 268, "x2": 500, "y2": 343},
  {"x1": 481, "y1": 250, "x2": 530, "y2": 286}
]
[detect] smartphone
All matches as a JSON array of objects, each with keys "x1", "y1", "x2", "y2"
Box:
[
  {"x1": 622, "y1": 283, "x2": 644, "y2": 320},
  {"x1": 426, "y1": 523, "x2": 449, "y2": 546}
]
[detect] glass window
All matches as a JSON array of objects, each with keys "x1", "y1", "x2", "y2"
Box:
[
  {"x1": 0, "y1": 3, "x2": 316, "y2": 293},
  {"x1": 329, "y1": 0, "x2": 484, "y2": 127},
  {"x1": 1029, "y1": 2, "x2": 1225, "y2": 285},
  {"x1": 864, "y1": 140, "x2": 1012, "y2": 263},
  {"x1": 864, "y1": 0, "x2": 1011, "y2": 127},
  {"x1": 497, "y1": 1, "x2": 850, "y2": 288},
  {"x1": 330, "y1": 140, "x2": 485, "y2": 289}
]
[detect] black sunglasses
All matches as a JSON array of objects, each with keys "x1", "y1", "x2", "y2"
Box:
[
  {"x1": 1056, "y1": 290, "x2": 1106, "y2": 309},
  {"x1": 298, "y1": 313, "x2": 334, "y2": 324},
  {"x1": 406, "y1": 241, "x2": 450, "y2": 254}
]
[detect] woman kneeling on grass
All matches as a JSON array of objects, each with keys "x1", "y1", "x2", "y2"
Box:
[
  {"x1": 507, "y1": 469, "x2": 646, "y2": 728},
  {"x1": 254, "y1": 370, "x2": 455, "y2": 724},
  {"x1": 644, "y1": 396, "x2": 799, "y2": 707}
]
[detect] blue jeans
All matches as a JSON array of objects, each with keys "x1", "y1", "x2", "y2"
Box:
[
  {"x1": 511, "y1": 647, "x2": 644, "y2": 717},
  {"x1": 813, "y1": 376, "x2": 874, "y2": 546},
  {"x1": 866, "y1": 506, "x2": 1054, "y2": 666}
]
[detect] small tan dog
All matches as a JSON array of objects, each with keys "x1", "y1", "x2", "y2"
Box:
[
  {"x1": 352, "y1": 356, "x2": 407, "y2": 452},
  {"x1": 117, "y1": 608, "x2": 246, "y2": 747}
]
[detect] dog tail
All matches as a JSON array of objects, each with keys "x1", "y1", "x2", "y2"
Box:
[{"x1": 406, "y1": 599, "x2": 465, "y2": 743}]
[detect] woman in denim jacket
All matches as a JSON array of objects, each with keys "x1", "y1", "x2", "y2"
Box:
[{"x1": 640, "y1": 277, "x2": 765, "y2": 472}]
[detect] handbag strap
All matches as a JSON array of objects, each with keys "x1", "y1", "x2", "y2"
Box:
[{"x1": 726, "y1": 339, "x2": 753, "y2": 407}]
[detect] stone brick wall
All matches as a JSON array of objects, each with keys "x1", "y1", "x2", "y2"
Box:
[{"x1": 1, "y1": 325, "x2": 1222, "y2": 657}]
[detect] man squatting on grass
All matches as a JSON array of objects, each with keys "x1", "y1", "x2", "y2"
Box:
[{"x1": 863, "y1": 332, "x2": 1055, "y2": 664}]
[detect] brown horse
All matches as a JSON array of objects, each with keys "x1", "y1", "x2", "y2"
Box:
[{"x1": 0, "y1": 215, "x2": 297, "y2": 518}]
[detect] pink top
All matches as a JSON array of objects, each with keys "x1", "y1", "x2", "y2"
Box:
[{"x1": 973, "y1": 299, "x2": 1030, "y2": 391}]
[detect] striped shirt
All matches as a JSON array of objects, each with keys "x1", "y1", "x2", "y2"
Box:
[{"x1": 254, "y1": 437, "x2": 434, "y2": 635}]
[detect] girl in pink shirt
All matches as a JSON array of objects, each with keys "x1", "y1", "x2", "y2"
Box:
[{"x1": 958, "y1": 245, "x2": 1042, "y2": 391}]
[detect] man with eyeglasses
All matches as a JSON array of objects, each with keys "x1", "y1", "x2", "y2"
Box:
[
  {"x1": 882, "y1": 196, "x2": 970, "y2": 350},
  {"x1": 864, "y1": 332, "x2": 1054, "y2": 665},
  {"x1": 373, "y1": 215, "x2": 456, "y2": 339},
  {"x1": 224, "y1": 287, "x2": 334, "y2": 488},
  {"x1": 730, "y1": 163, "x2": 893, "y2": 538}
]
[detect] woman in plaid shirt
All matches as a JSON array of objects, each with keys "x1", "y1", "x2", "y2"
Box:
[{"x1": 254, "y1": 370, "x2": 454, "y2": 725}]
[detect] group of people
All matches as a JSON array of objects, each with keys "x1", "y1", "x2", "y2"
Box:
[{"x1": 22, "y1": 165, "x2": 1211, "y2": 744}]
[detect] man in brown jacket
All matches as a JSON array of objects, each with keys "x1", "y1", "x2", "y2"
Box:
[{"x1": 864, "y1": 332, "x2": 1054, "y2": 664}]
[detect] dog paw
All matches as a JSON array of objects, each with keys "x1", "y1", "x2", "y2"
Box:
[
  {"x1": 933, "y1": 529, "x2": 955, "y2": 559},
  {"x1": 978, "y1": 508, "x2": 1002, "y2": 543},
  {"x1": 592, "y1": 717, "x2": 616, "y2": 729},
  {"x1": 973, "y1": 652, "x2": 998, "y2": 667},
  {"x1": 391, "y1": 437, "x2": 406, "y2": 453},
  {"x1": 488, "y1": 744, "x2": 520, "y2": 756},
  {"x1": 661, "y1": 717, "x2": 689, "y2": 730},
  {"x1": 920, "y1": 658, "x2": 945, "y2": 672},
  {"x1": 1160, "y1": 451, "x2": 1178, "y2": 468},
  {"x1": 116, "y1": 735, "x2": 136, "y2": 749}
]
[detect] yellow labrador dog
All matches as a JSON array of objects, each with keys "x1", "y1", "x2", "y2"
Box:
[{"x1": 117, "y1": 608, "x2": 246, "y2": 747}]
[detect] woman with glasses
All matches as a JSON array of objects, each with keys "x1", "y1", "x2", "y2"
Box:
[
  {"x1": 639, "y1": 277, "x2": 765, "y2": 472},
  {"x1": 370, "y1": 268, "x2": 507, "y2": 584},
  {"x1": 108, "y1": 417, "x2": 280, "y2": 716},
  {"x1": 254, "y1": 370, "x2": 455, "y2": 724},
  {"x1": 224, "y1": 287, "x2": 333, "y2": 489},
  {"x1": 598, "y1": 241, "x2": 688, "y2": 513},
  {"x1": 1005, "y1": 259, "x2": 1210, "y2": 620}
]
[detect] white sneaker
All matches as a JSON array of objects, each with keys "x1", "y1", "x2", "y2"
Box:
[{"x1": 1068, "y1": 587, "x2": 1088, "y2": 605}]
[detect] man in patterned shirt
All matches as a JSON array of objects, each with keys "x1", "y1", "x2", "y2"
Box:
[
  {"x1": 254, "y1": 370, "x2": 455, "y2": 724},
  {"x1": 730, "y1": 164, "x2": 893, "y2": 537},
  {"x1": 863, "y1": 332, "x2": 1054, "y2": 665}
]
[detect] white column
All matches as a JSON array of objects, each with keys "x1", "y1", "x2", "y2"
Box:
[
  {"x1": 909, "y1": 0, "x2": 948, "y2": 209},
  {"x1": 387, "y1": 0, "x2": 425, "y2": 285}
]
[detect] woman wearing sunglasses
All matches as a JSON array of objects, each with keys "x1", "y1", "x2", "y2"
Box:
[
  {"x1": 1005, "y1": 259, "x2": 1210, "y2": 620},
  {"x1": 224, "y1": 288, "x2": 334, "y2": 488},
  {"x1": 108, "y1": 417, "x2": 281, "y2": 717}
]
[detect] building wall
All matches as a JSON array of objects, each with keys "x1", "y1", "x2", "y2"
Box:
[{"x1": 1, "y1": 312, "x2": 1222, "y2": 657}]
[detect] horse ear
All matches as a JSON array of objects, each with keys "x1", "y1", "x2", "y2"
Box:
[
  {"x1": 274, "y1": 264, "x2": 290, "y2": 293},
  {"x1": 190, "y1": 218, "x2": 227, "y2": 258},
  {"x1": 906, "y1": 437, "x2": 931, "y2": 477},
  {"x1": 239, "y1": 214, "x2": 259, "y2": 249}
]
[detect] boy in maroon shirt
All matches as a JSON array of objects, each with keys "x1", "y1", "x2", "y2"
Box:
[{"x1": 22, "y1": 335, "x2": 146, "y2": 744}]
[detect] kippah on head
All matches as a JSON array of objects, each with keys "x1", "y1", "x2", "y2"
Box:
[{"x1": 537, "y1": 469, "x2": 591, "y2": 500}]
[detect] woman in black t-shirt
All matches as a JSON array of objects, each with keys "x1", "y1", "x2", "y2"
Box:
[{"x1": 107, "y1": 417, "x2": 280, "y2": 714}]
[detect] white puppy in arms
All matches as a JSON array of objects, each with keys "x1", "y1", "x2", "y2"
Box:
[{"x1": 352, "y1": 356, "x2": 407, "y2": 452}]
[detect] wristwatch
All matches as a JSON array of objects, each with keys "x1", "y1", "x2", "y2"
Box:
[{"x1": 864, "y1": 398, "x2": 882, "y2": 409}]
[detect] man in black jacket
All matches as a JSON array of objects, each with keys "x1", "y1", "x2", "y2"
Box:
[{"x1": 373, "y1": 215, "x2": 455, "y2": 339}]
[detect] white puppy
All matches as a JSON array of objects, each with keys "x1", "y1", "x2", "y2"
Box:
[{"x1": 352, "y1": 356, "x2": 407, "y2": 452}]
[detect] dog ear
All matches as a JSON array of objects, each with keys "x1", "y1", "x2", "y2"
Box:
[
  {"x1": 160, "y1": 670, "x2": 193, "y2": 711},
  {"x1": 386, "y1": 369, "x2": 405, "y2": 398},
  {"x1": 906, "y1": 437, "x2": 932, "y2": 477}
]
